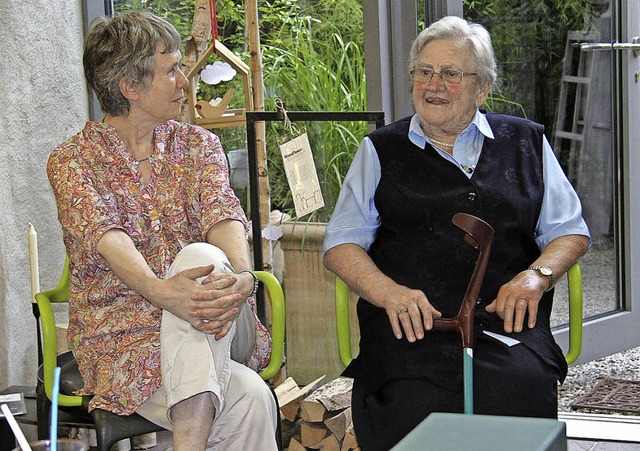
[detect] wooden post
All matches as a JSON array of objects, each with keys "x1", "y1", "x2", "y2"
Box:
[
  {"x1": 246, "y1": 0, "x2": 283, "y2": 384},
  {"x1": 246, "y1": 0, "x2": 272, "y2": 272},
  {"x1": 181, "y1": 0, "x2": 211, "y2": 122}
]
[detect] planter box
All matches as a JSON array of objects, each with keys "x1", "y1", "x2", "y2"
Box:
[{"x1": 280, "y1": 221, "x2": 359, "y2": 384}]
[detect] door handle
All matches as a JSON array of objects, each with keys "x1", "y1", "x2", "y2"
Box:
[{"x1": 580, "y1": 37, "x2": 640, "y2": 57}]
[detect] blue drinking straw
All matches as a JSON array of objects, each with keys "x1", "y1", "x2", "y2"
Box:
[{"x1": 50, "y1": 366, "x2": 61, "y2": 451}]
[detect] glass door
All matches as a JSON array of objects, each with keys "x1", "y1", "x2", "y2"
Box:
[
  {"x1": 370, "y1": 0, "x2": 640, "y2": 363},
  {"x1": 460, "y1": 0, "x2": 640, "y2": 362}
]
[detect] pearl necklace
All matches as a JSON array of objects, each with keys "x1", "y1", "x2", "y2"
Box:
[
  {"x1": 426, "y1": 135, "x2": 454, "y2": 149},
  {"x1": 425, "y1": 133, "x2": 475, "y2": 173}
]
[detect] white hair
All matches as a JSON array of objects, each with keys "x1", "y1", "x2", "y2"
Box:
[{"x1": 409, "y1": 16, "x2": 497, "y2": 88}]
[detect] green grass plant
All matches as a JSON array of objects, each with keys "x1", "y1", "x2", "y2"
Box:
[{"x1": 261, "y1": 14, "x2": 367, "y2": 222}]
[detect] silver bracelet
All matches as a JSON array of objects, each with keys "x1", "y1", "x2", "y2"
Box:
[{"x1": 237, "y1": 269, "x2": 259, "y2": 298}]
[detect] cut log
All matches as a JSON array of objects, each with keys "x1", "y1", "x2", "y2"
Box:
[
  {"x1": 300, "y1": 397, "x2": 327, "y2": 423},
  {"x1": 317, "y1": 433, "x2": 341, "y2": 451},
  {"x1": 305, "y1": 377, "x2": 353, "y2": 412},
  {"x1": 340, "y1": 422, "x2": 358, "y2": 451},
  {"x1": 278, "y1": 375, "x2": 326, "y2": 422},
  {"x1": 288, "y1": 437, "x2": 306, "y2": 451},
  {"x1": 324, "y1": 407, "x2": 352, "y2": 441},
  {"x1": 280, "y1": 401, "x2": 301, "y2": 423},
  {"x1": 274, "y1": 376, "x2": 299, "y2": 399},
  {"x1": 279, "y1": 375, "x2": 326, "y2": 407},
  {"x1": 300, "y1": 421, "x2": 329, "y2": 448},
  {"x1": 275, "y1": 376, "x2": 302, "y2": 421}
]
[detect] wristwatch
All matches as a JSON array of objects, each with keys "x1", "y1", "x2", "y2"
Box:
[{"x1": 528, "y1": 265, "x2": 554, "y2": 291}]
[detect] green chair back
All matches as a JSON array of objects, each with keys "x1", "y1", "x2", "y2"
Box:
[
  {"x1": 35, "y1": 257, "x2": 286, "y2": 407},
  {"x1": 564, "y1": 263, "x2": 583, "y2": 365}
]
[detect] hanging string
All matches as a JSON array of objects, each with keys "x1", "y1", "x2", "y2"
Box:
[
  {"x1": 275, "y1": 98, "x2": 295, "y2": 136},
  {"x1": 209, "y1": 0, "x2": 218, "y2": 51}
]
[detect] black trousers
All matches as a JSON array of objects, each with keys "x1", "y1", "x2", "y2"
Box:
[{"x1": 351, "y1": 334, "x2": 562, "y2": 451}]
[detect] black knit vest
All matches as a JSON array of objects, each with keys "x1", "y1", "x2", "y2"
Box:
[{"x1": 344, "y1": 113, "x2": 567, "y2": 393}]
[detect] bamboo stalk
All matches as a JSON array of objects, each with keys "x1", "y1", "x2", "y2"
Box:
[
  {"x1": 181, "y1": 0, "x2": 211, "y2": 122},
  {"x1": 246, "y1": 0, "x2": 283, "y2": 381},
  {"x1": 246, "y1": 0, "x2": 272, "y2": 272}
]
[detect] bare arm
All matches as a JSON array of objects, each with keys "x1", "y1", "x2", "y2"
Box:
[
  {"x1": 205, "y1": 218, "x2": 254, "y2": 288},
  {"x1": 181, "y1": 218, "x2": 257, "y2": 339},
  {"x1": 96, "y1": 228, "x2": 240, "y2": 330},
  {"x1": 486, "y1": 234, "x2": 590, "y2": 333},
  {"x1": 324, "y1": 243, "x2": 441, "y2": 342}
]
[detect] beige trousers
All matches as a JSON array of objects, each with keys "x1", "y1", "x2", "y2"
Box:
[{"x1": 136, "y1": 243, "x2": 278, "y2": 450}]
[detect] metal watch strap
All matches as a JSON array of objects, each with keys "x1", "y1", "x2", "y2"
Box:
[{"x1": 528, "y1": 265, "x2": 554, "y2": 291}]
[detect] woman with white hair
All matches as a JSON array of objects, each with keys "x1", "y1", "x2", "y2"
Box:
[{"x1": 324, "y1": 15, "x2": 590, "y2": 450}]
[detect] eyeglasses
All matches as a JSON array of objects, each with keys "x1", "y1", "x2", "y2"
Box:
[{"x1": 411, "y1": 68, "x2": 478, "y2": 85}]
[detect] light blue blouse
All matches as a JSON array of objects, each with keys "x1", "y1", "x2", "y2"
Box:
[{"x1": 323, "y1": 111, "x2": 591, "y2": 255}]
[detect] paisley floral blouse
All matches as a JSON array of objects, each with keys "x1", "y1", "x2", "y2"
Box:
[{"x1": 47, "y1": 120, "x2": 271, "y2": 415}]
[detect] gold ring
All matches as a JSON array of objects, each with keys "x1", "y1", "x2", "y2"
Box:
[{"x1": 398, "y1": 308, "x2": 409, "y2": 315}]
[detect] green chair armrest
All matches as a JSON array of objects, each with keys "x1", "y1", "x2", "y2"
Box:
[
  {"x1": 335, "y1": 278, "x2": 353, "y2": 367},
  {"x1": 255, "y1": 271, "x2": 286, "y2": 380},
  {"x1": 565, "y1": 262, "x2": 583, "y2": 365},
  {"x1": 35, "y1": 256, "x2": 83, "y2": 407}
]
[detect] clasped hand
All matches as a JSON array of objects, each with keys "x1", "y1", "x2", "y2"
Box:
[{"x1": 160, "y1": 264, "x2": 246, "y2": 340}]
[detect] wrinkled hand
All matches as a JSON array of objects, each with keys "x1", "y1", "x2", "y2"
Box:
[
  {"x1": 383, "y1": 284, "x2": 442, "y2": 342},
  {"x1": 485, "y1": 270, "x2": 546, "y2": 333},
  {"x1": 158, "y1": 265, "x2": 245, "y2": 340},
  {"x1": 192, "y1": 270, "x2": 249, "y2": 339}
]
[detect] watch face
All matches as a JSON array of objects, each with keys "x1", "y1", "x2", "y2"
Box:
[{"x1": 539, "y1": 266, "x2": 552, "y2": 276}]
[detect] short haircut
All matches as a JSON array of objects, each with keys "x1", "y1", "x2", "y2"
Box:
[
  {"x1": 408, "y1": 15, "x2": 497, "y2": 88},
  {"x1": 83, "y1": 10, "x2": 182, "y2": 116}
]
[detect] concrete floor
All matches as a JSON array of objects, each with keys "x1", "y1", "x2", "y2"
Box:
[{"x1": 569, "y1": 440, "x2": 640, "y2": 450}]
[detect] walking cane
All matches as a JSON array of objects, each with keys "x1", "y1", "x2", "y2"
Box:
[{"x1": 430, "y1": 213, "x2": 494, "y2": 414}]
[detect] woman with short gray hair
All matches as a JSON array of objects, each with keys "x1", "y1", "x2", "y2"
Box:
[
  {"x1": 83, "y1": 11, "x2": 182, "y2": 116},
  {"x1": 48, "y1": 10, "x2": 277, "y2": 450}
]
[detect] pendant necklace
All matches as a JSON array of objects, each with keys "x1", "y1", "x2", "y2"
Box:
[{"x1": 134, "y1": 135, "x2": 155, "y2": 164}]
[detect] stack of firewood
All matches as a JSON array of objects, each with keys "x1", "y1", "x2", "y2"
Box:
[{"x1": 275, "y1": 376, "x2": 360, "y2": 450}]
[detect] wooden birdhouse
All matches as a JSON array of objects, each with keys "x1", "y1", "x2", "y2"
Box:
[{"x1": 185, "y1": 39, "x2": 253, "y2": 129}]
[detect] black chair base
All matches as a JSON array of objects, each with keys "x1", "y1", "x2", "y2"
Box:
[
  {"x1": 37, "y1": 351, "x2": 283, "y2": 450},
  {"x1": 91, "y1": 409, "x2": 165, "y2": 450},
  {"x1": 37, "y1": 352, "x2": 166, "y2": 451}
]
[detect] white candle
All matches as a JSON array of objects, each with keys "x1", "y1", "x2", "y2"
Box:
[
  {"x1": 1, "y1": 403, "x2": 32, "y2": 451},
  {"x1": 28, "y1": 223, "x2": 40, "y2": 301}
]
